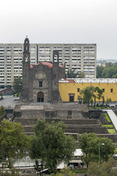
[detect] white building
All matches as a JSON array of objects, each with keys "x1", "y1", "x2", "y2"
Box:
[{"x1": 0, "y1": 43, "x2": 96, "y2": 87}]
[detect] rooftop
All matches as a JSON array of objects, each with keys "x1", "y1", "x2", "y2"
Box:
[
  {"x1": 59, "y1": 78, "x2": 117, "y2": 83},
  {"x1": 30, "y1": 62, "x2": 64, "y2": 69}
]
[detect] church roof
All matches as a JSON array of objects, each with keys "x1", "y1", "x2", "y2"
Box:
[
  {"x1": 41, "y1": 62, "x2": 53, "y2": 68},
  {"x1": 30, "y1": 62, "x2": 64, "y2": 69}
]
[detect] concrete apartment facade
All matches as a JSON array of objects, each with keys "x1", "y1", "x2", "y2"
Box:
[
  {"x1": 0, "y1": 43, "x2": 38, "y2": 87},
  {"x1": 0, "y1": 43, "x2": 96, "y2": 87},
  {"x1": 38, "y1": 43, "x2": 96, "y2": 78}
]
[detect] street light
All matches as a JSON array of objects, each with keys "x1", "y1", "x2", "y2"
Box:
[{"x1": 99, "y1": 143, "x2": 105, "y2": 166}]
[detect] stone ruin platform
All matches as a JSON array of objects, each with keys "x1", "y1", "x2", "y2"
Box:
[{"x1": 13, "y1": 103, "x2": 117, "y2": 146}]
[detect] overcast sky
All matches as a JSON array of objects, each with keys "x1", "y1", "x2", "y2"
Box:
[{"x1": 0, "y1": 0, "x2": 117, "y2": 60}]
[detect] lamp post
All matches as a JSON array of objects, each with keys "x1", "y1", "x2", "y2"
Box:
[
  {"x1": 99, "y1": 143, "x2": 104, "y2": 166},
  {"x1": 99, "y1": 143, "x2": 100, "y2": 166}
]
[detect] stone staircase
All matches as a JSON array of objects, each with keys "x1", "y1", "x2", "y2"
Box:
[
  {"x1": 15, "y1": 117, "x2": 108, "y2": 135},
  {"x1": 13, "y1": 104, "x2": 117, "y2": 145}
]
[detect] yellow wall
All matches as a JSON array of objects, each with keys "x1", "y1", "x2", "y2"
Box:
[{"x1": 59, "y1": 82, "x2": 117, "y2": 102}]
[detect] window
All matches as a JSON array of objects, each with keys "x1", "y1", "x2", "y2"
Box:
[
  {"x1": 110, "y1": 88, "x2": 113, "y2": 93},
  {"x1": 77, "y1": 88, "x2": 80, "y2": 92},
  {"x1": 102, "y1": 88, "x2": 105, "y2": 92},
  {"x1": 67, "y1": 111, "x2": 72, "y2": 118},
  {"x1": 39, "y1": 81, "x2": 43, "y2": 87}
]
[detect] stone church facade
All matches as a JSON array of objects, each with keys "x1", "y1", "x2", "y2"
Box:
[{"x1": 20, "y1": 37, "x2": 65, "y2": 103}]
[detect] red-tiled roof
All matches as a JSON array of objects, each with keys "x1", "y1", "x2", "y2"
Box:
[
  {"x1": 30, "y1": 64, "x2": 33, "y2": 68},
  {"x1": 59, "y1": 79, "x2": 75, "y2": 83},
  {"x1": 41, "y1": 62, "x2": 53, "y2": 68},
  {"x1": 30, "y1": 62, "x2": 64, "y2": 69}
]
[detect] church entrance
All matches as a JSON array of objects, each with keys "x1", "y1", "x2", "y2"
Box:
[{"x1": 37, "y1": 92, "x2": 44, "y2": 102}]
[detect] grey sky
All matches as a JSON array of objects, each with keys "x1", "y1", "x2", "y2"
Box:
[{"x1": 0, "y1": 0, "x2": 117, "y2": 60}]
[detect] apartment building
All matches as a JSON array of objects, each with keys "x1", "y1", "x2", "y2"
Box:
[
  {"x1": 0, "y1": 43, "x2": 96, "y2": 87},
  {"x1": 0, "y1": 44, "x2": 38, "y2": 87},
  {"x1": 38, "y1": 44, "x2": 96, "y2": 78}
]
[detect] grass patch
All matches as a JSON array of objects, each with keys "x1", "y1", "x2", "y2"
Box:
[
  {"x1": 105, "y1": 113, "x2": 111, "y2": 122},
  {"x1": 89, "y1": 106, "x2": 109, "y2": 110},
  {"x1": 107, "y1": 129, "x2": 116, "y2": 134},
  {"x1": 102, "y1": 125, "x2": 114, "y2": 128}
]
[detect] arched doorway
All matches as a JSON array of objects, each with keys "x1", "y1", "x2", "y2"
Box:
[{"x1": 37, "y1": 92, "x2": 44, "y2": 102}]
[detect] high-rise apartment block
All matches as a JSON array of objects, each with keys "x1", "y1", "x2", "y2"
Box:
[
  {"x1": 0, "y1": 44, "x2": 38, "y2": 87},
  {"x1": 0, "y1": 43, "x2": 96, "y2": 87}
]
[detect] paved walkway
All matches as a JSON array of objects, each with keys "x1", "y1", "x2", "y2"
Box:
[{"x1": 104, "y1": 109, "x2": 117, "y2": 131}]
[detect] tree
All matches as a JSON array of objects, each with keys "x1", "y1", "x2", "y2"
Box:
[
  {"x1": 0, "y1": 168, "x2": 19, "y2": 176},
  {"x1": 78, "y1": 71, "x2": 85, "y2": 78},
  {"x1": 80, "y1": 86, "x2": 95, "y2": 107},
  {"x1": 13, "y1": 76, "x2": 22, "y2": 96},
  {"x1": 78, "y1": 133, "x2": 115, "y2": 168},
  {"x1": 30, "y1": 120, "x2": 76, "y2": 173},
  {"x1": 66, "y1": 69, "x2": 78, "y2": 78},
  {"x1": 102, "y1": 96, "x2": 105, "y2": 106},
  {"x1": 0, "y1": 119, "x2": 30, "y2": 169},
  {"x1": 87, "y1": 157, "x2": 117, "y2": 176},
  {"x1": 0, "y1": 91, "x2": 3, "y2": 99},
  {"x1": 0, "y1": 106, "x2": 5, "y2": 120},
  {"x1": 77, "y1": 95, "x2": 82, "y2": 104},
  {"x1": 95, "y1": 87, "x2": 103, "y2": 103},
  {"x1": 107, "y1": 98, "x2": 111, "y2": 105},
  {"x1": 96, "y1": 65, "x2": 104, "y2": 78},
  {"x1": 96, "y1": 63, "x2": 117, "y2": 78},
  {"x1": 51, "y1": 168, "x2": 76, "y2": 176}
]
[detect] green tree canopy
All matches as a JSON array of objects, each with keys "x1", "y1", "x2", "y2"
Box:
[
  {"x1": 80, "y1": 86, "x2": 95, "y2": 106},
  {"x1": 30, "y1": 120, "x2": 76, "y2": 173},
  {"x1": 66, "y1": 69, "x2": 78, "y2": 78},
  {"x1": 87, "y1": 157, "x2": 117, "y2": 176},
  {"x1": 79, "y1": 133, "x2": 115, "y2": 168},
  {"x1": 66, "y1": 69, "x2": 85, "y2": 78},
  {"x1": 96, "y1": 65, "x2": 104, "y2": 78},
  {"x1": 0, "y1": 106, "x2": 5, "y2": 120},
  {"x1": 78, "y1": 71, "x2": 85, "y2": 78},
  {"x1": 95, "y1": 87, "x2": 103, "y2": 103},
  {"x1": 0, "y1": 119, "x2": 30, "y2": 168},
  {"x1": 51, "y1": 168, "x2": 76, "y2": 176},
  {"x1": 80, "y1": 86, "x2": 105, "y2": 106},
  {"x1": 13, "y1": 76, "x2": 22, "y2": 95},
  {"x1": 96, "y1": 62, "x2": 117, "y2": 78}
]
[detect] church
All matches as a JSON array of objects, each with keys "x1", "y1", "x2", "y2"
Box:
[
  {"x1": 14, "y1": 37, "x2": 88, "y2": 130},
  {"x1": 20, "y1": 37, "x2": 65, "y2": 103}
]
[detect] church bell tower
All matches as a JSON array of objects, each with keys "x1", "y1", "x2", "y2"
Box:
[
  {"x1": 52, "y1": 50, "x2": 61, "y2": 102},
  {"x1": 21, "y1": 37, "x2": 30, "y2": 102}
]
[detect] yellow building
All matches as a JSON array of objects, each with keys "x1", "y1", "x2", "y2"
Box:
[{"x1": 59, "y1": 78, "x2": 117, "y2": 102}]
